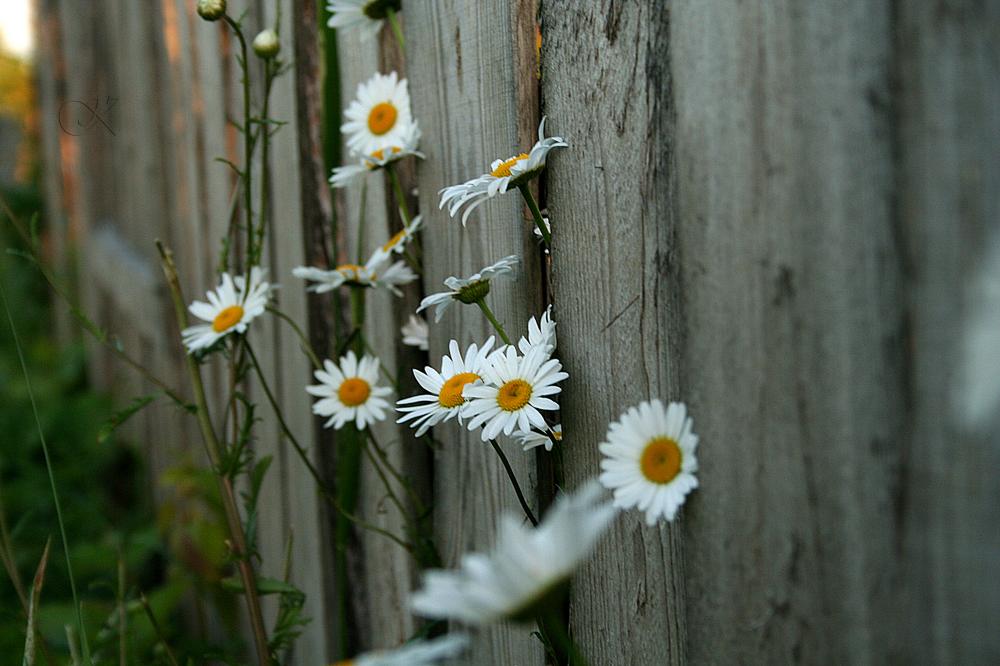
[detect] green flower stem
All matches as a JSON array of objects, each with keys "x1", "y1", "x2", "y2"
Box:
[
  {"x1": 267, "y1": 306, "x2": 322, "y2": 369},
  {"x1": 139, "y1": 593, "x2": 180, "y2": 666},
  {"x1": 252, "y1": 57, "x2": 277, "y2": 267},
  {"x1": 1, "y1": 274, "x2": 93, "y2": 665},
  {"x1": 387, "y1": 164, "x2": 412, "y2": 225},
  {"x1": 490, "y1": 440, "x2": 538, "y2": 526},
  {"x1": 538, "y1": 609, "x2": 590, "y2": 666},
  {"x1": 476, "y1": 299, "x2": 512, "y2": 345},
  {"x1": 387, "y1": 8, "x2": 405, "y2": 50},
  {"x1": 517, "y1": 183, "x2": 551, "y2": 248},
  {"x1": 223, "y1": 16, "x2": 255, "y2": 269},
  {"x1": 156, "y1": 242, "x2": 271, "y2": 666}
]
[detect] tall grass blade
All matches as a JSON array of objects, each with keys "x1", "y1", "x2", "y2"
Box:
[
  {"x1": 0, "y1": 270, "x2": 93, "y2": 664},
  {"x1": 21, "y1": 538, "x2": 51, "y2": 666}
]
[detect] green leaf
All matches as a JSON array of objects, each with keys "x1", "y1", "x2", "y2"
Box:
[
  {"x1": 22, "y1": 538, "x2": 51, "y2": 666},
  {"x1": 97, "y1": 394, "x2": 158, "y2": 444},
  {"x1": 220, "y1": 575, "x2": 301, "y2": 596}
]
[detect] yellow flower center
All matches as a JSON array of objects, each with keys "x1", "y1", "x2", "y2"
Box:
[
  {"x1": 640, "y1": 437, "x2": 682, "y2": 484},
  {"x1": 552, "y1": 429, "x2": 563, "y2": 441},
  {"x1": 491, "y1": 153, "x2": 529, "y2": 178},
  {"x1": 369, "y1": 146, "x2": 402, "y2": 165},
  {"x1": 367, "y1": 102, "x2": 398, "y2": 135},
  {"x1": 381, "y1": 229, "x2": 407, "y2": 253},
  {"x1": 338, "y1": 377, "x2": 371, "y2": 407},
  {"x1": 337, "y1": 263, "x2": 364, "y2": 280},
  {"x1": 497, "y1": 379, "x2": 532, "y2": 412},
  {"x1": 438, "y1": 372, "x2": 480, "y2": 408},
  {"x1": 212, "y1": 305, "x2": 244, "y2": 333}
]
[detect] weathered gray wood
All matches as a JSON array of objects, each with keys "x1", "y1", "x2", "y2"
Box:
[
  {"x1": 405, "y1": 2, "x2": 545, "y2": 663},
  {"x1": 896, "y1": 3, "x2": 1000, "y2": 663},
  {"x1": 541, "y1": 3, "x2": 686, "y2": 664}
]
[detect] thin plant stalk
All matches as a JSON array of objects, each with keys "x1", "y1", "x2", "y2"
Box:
[
  {"x1": 517, "y1": 184, "x2": 551, "y2": 247},
  {"x1": 267, "y1": 306, "x2": 322, "y2": 369},
  {"x1": 155, "y1": 242, "x2": 272, "y2": 666},
  {"x1": 117, "y1": 553, "x2": 126, "y2": 666},
  {"x1": 0, "y1": 274, "x2": 93, "y2": 665},
  {"x1": 490, "y1": 439, "x2": 538, "y2": 526},
  {"x1": 386, "y1": 165, "x2": 412, "y2": 224},
  {"x1": 538, "y1": 609, "x2": 589, "y2": 666},
  {"x1": 386, "y1": 9, "x2": 405, "y2": 50},
  {"x1": 139, "y1": 593, "x2": 181, "y2": 666},
  {"x1": 223, "y1": 15, "x2": 255, "y2": 267},
  {"x1": 476, "y1": 299, "x2": 512, "y2": 345}
]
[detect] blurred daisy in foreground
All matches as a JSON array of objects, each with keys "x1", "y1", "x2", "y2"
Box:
[
  {"x1": 182, "y1": 267, "x2": 271, "y2": 353},
  {"x1": 417, "y1": 255, "x2": 519, "y2": 323},
  {"x1": 439, "y1": 117, "x2": 567, "y2": 228},
  {"x1": 326, "y1": 0, "x2": 401, "y2": 41},
  {"x1": 513, "y1": 424, "x2": 562, "y2": 452},
  {"x1": 396, "y1": 337, "x2": 496, "y2": 437},
  {"x1": 330, "y1": 124, "x2": 423, "y2": 188},
  {"x1": 307, "y1": 351, "x2": 392, "y2": 430},
  {"x1": 461, "y1": 345, "x2": 567, "y2": 441},
  {"x1": 401, "y1": 314, "x2": 429, "y2": 350},
  {"x1": 342, "y1": 71, "x2": 415, "y2": 156},
  {"x1": 599, "y1": 399, "x2": 699, "y2": 525},
  {"x1": 410, "y1": 481, "x2": 616, "y2": 624},
  {"x1": 331, "y1": 633, "x2": 469, "y2": 666},
  {"x1": 293, "y1": 250, "x2": 416, "y2": 296},
  {"x1": 517, "y1": 306, "x2": 556, "y2": 356}
]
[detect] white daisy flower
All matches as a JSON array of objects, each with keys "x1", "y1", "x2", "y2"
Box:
[
  {"x1": 517, "y1": 305, "x2": 556, "y2": 356},
  {"x1": 293, "y1": 250, "x2": 416, "y2": 296},
  {"x1": 182, "y1": 267, "x2": 271, "y2": 353},
  {"x1": 599, "y1": 399, "x2": 699, "y2": 525},
  {"x1": 401, "y1": 314, "x2": 429, "y2": 351},
  {"x1": 342, "y1": 71, "x2": 415, "y2": 156},
  {"x1": 410, "y1": 481, "x2": 616, "y2": 624},
  {"x1": 332, "y1": 633, "x2": 469, "y2": 666},
  {"x1": 438, "y1": 117, "x2": 568, "y2": 226},
  {"x1": 512, "y1": 424, "x2": 562, "y2": 452},
  {"x1": 326, "y1": 0, "x2": 400, "y2": 41},
  {"x1": 396, "y1": 337, "x2": 496, "y2": 437},
  {"x1": 461, "y1": 345, "x2": 567, "y2": 442},
  {"x1": 329, "y1": 124, "x2": 424, "y2": 189},
  {"x1": 417, "y1": 255, "x2": 519, "y2": 323},
  {"x1": 306, "y1": 351, "x2": 392, "y2": 430}
]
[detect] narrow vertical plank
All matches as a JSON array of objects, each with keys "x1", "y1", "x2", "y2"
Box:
[
  {"x1": 406, "y1": 3, "x2": 544, "y2": 663},
  {"x1": 896, "y1": 2, "x2": 1000, "y2": 662},
  {"x1": 670, "y1": 1, "x2": 901, "y2": 664},
  {"x1": 541, "y1": 3, "x2": 686, "y2": 664}
]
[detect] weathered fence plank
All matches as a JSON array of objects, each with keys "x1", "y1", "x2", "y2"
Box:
[
  {"x1": 542, "y1": 3, "x2": 687, "y2": 664},
  {"x1": 405, "y1": 2, "x2": 545, "y2": 662}
]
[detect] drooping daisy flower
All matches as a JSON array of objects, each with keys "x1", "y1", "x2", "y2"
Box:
[
  {"x1": 342, "y1": 71, "x2": 415, "y2": 156},
  {"x1": 182, "y1": 267, "x2": 271, "y2": 353},
  {"x1": 326, "y1": 0, "x2": 401, "y2": 41},
  {"x1": 517, "y1": 306, "x2": 556, "y2": 356},
  {"x1": 372, "y1": 214, "x2": 423, "y2": 263},
  {"x1": 293, "y1": 250, "x2": 416, "y2": 296},
  {"x1": 439, "y1": 117, "x2": 568, "y2": 226},
  {"x1": 332, "y1": 633, "x2": 469, "y2": 666},
  {"x1": 410, "y1": 481, "x2": 616, "y2": 624},
  {"x1": 599, "y1": 399, "x2": 699, "y2": 525},
  {"x1": 461, "y1": 345, "x2": 567, "y2": 442},
  {"x1": 329, "y1": 124, "x2": 423, "y2": 189},
  {"x1": 401, "y1": 314, "x2": 429, "y2": 351},
  {"x1": 307, "y1": 351, "x2": 392, "y2": 430},
  {"x1": 417, "y1": 255, "x2": 519, "y2": 323},
  {"x1": 396, "y1": 337, "x2": 496, "y2": 437},
  {"x1": 513, "y1": 424, "x2": 562, "y2": 452}
]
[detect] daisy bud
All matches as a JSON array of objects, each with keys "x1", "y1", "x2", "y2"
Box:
[
  {"x1": 196, "y1": 0, "x2": 226, "y2": 21},
  {"x1": 252, "y1": 29, "x2": 281, "y2": 58}
]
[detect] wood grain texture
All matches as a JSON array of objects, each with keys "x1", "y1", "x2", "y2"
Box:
[
  {"x1": 669, "y1": 2, "x2": 906, "y2": 664},
  {"x1": 541, "y1": 3, "x2": 686, "y2": 664},
  {"x1": 405, "y1": 2, "x2": 545, "y2": 663},
  {"x1": 895, "y1": 2, "x2": 1000, "y2": 662}
]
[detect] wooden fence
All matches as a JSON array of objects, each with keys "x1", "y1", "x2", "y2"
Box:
[{"x1": 34, "y1": 0, "x2": 1000, "y2": 664}]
